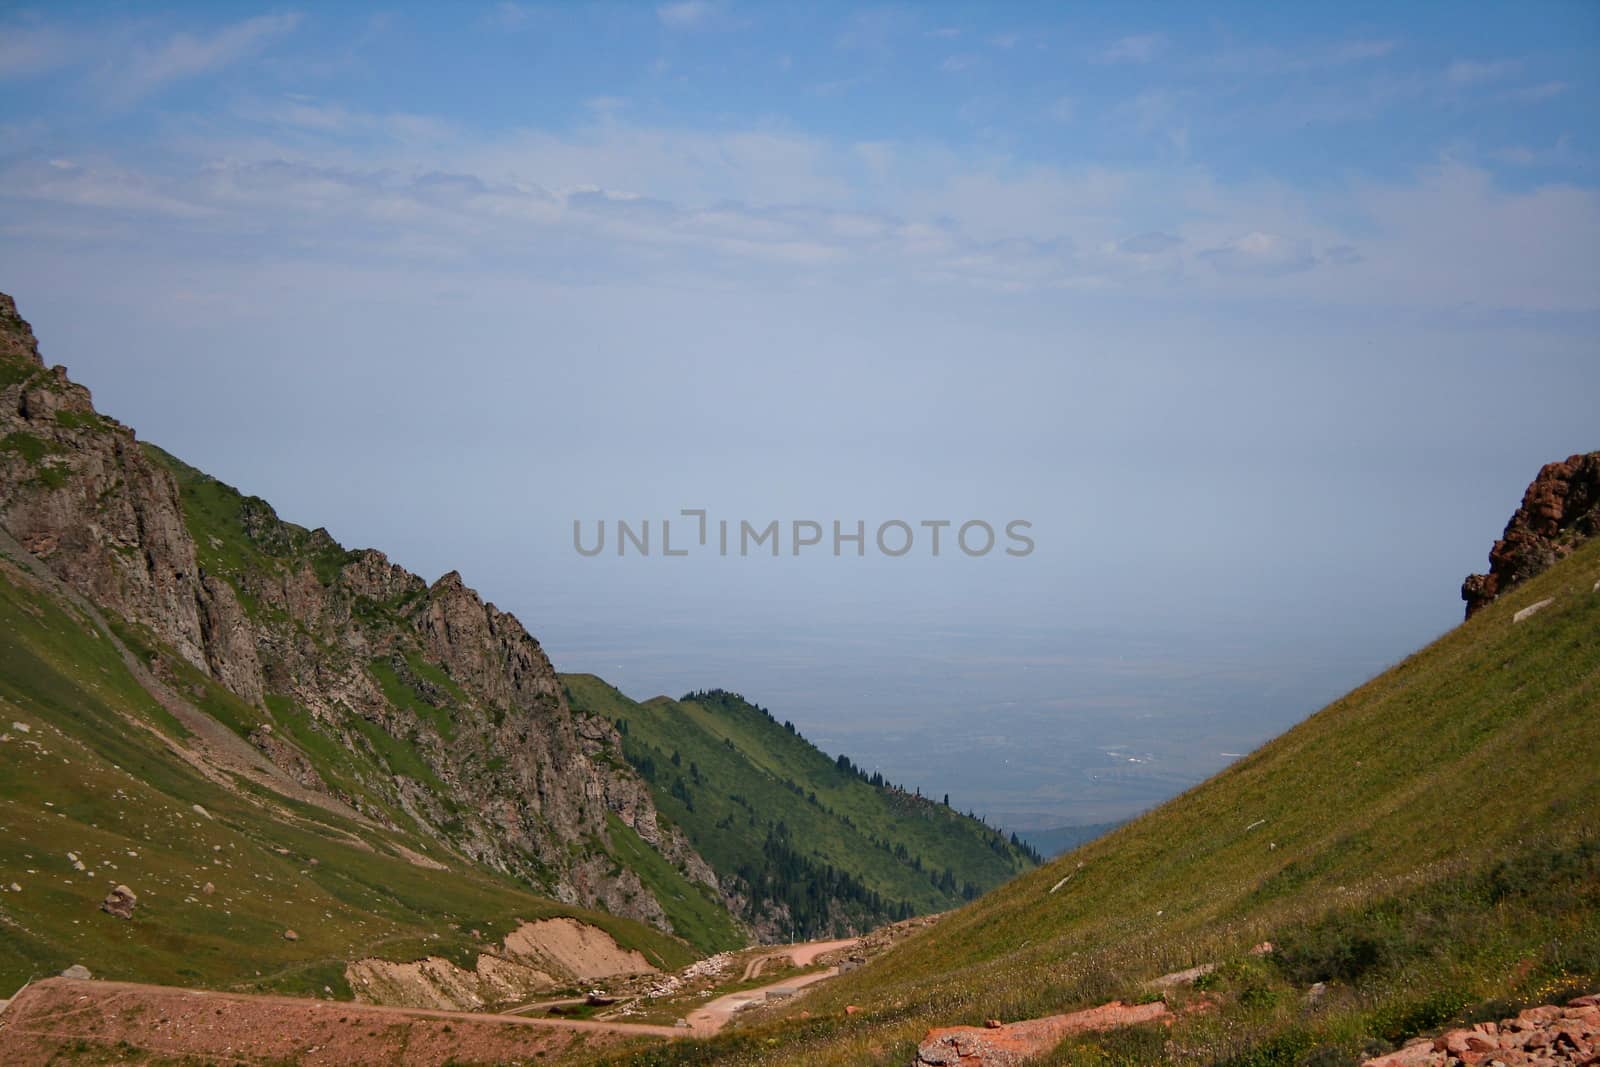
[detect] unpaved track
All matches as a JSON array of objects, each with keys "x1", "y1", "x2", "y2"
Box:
[
  {"x1": 0, "y1": 977, "x2": 678, "y2": 1066},
  {"x1": 8, "y1": 977, "x2": 682, "y2": 1036},
  {"x1": 739, "y1": 937, "x2": 860, "y2": 981},
  {"x1": 2, "y1": 942, "x2": 864, "y2": 1064},
  {"x1": 688, "y1": 963, "x2": 845, "y2": 1035}
]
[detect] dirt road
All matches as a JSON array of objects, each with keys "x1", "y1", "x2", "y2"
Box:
[
  {"x1": 0, "y1": 938, "x2": 867, "y2": 1062},
  {"x1": 0, "y1": 977, "x2": 677, "y2": 1066},
  {"x1": 738, "y1": 936, "x2": 860, "y2": 981},
  {"x1": 687, "y1": 963, "x2": 845, "y2": 1035}
]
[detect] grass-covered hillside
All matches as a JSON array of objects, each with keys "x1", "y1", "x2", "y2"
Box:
[
  {"x1": 0, "y1": 548, "x2": 695, "y2": 997},
  {"x1": 595, "y1": 536, "x2": 1600, "y2": 1066},
  {"x1": 564, "y1": 677, "x2": 1039, "y2": 943}
]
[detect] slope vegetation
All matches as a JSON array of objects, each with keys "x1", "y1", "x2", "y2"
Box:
[
  {"x1": 564, "y1": 678, "x2": 1037, "y2": 942},
  {"x1": 600, "y1": 535, "x2": 1600, "y2": 1066},
  {"x1": 0, "y1": 545, "x2": 693, "y2": 998},
  {"x1": 0, "y1": 291, "x2": 714, "y2": 946}
]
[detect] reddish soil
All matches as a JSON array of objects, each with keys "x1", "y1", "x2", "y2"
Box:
[
  {"x1": 0, "y1": 977, "x2": 677, "y2": 1066},
  {"x1": 916, "y1": 999, "x2": 1175, "y2": 1065}
]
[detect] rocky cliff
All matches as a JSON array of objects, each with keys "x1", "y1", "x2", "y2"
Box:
[
  {"x1": 0, "y1": 292, "x2": 721, "y2": 932},
  {"x1": 1462, "y1": 451, "x2": 1600, "y2": 618}
]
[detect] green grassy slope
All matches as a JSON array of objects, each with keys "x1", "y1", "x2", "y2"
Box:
[
  {"x1": 563, "y1": 676, "x2": 1037, "y2": 940},
  {"x1": 0, "y1": 556, "x2": 694, "y2": 996},
  {"x1": 594, "y1": 538, "x2": 1600, "y2": 1067}
]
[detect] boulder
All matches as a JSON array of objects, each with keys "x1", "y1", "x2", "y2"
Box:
[
  {"x1": 59, "y1": 964, "x2": 92, "y2": 980},
  {"x1": 100, "y1": 885, "x2": 137, "y2": 919}
]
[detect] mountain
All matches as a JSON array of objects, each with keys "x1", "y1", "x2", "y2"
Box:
[
  {"x1": 0, "y1": 290, "x2": 710, "y2": 931},
  {"x1": 617, "y1": 467, "x2": 1600, "y2": 1065},
  {"x1": 564, "y1": 677, "x2": 1038, "y2": 944},
  {"x1": 0, "y1": 290, "x2": 1027, "y2": 995}
]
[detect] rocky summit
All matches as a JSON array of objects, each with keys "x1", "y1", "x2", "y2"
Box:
[{"x1": 1462, "y1": 451, "x2": 1600, "y2": 618}]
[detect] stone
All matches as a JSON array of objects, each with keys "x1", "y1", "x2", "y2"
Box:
[
  {"x1": 1360, "y1": 1045, "x2": 1438, "y2": 1066},
  {"x1": 202, "y1": 882, "x2": 215, "y2": 895},
  {"x1": 1358, "y1": 991, "x2": 1600, "y2": 1066},
  {"x1": 283, "y1": 929, "x2": 299, "y2": 941},
  {"x1": 100, "y1": 885, "x2": 136, "y2": 919},
  {"x1": 1512, "y1": 597, "x2": 1555, "y2": 623},
  {"x1": 59, "y1": 964, "x2": 92, "y2": 980}
]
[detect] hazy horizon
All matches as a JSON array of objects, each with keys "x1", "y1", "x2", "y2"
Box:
[{"x1": 3, "y1": 1, "x2": 1596, "y2": 828}]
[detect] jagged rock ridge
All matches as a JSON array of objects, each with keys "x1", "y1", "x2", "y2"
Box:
[
  {"x1": 1462, "y1": 451, "x2": 1600, "y2": 618},
  {"x1": 0, "y1": 291, "x2": 721, "y2": 932}
]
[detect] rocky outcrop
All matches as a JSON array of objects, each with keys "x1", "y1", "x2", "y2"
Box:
[
  {"x1": 345, "y1": 918, "x2": 655, "y2": 1012},
  {"x1": 0, "y1": 292, "x2": 725, "y2": 936},
  {"x1": 1463, "y1": 452, "x2": 1600, "y2": 618},
  {"x1": 1362, "y1": 994, "x2": 1599, "y2": 1066}
]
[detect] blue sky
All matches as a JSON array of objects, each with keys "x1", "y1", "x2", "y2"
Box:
[{"x1": 1, "y1": 2, "x2": 1597, "y2": 827}]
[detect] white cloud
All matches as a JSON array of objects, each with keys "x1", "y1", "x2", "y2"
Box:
[
  {"x1": 1348, "y1": 163, "x2": 1599, "y2": 311},
  {"x1": 1203, "y1": 38, "x2": 1397, "y2": 75},
  {"x1": 116, "y1": 13, "x2": 302, "y2": 100},
  {"x1": 4, "y1": 97, "x2": 1597, "y2": 314},
  {"x1": 1325, "y1": 39, "x2": 1397, "y2": 64},
  {"x1": 1502, "y1": 81, "x2": 1571, "y2": 103},
  {"x1": 1445, "y1": 58, "x2": 1519, "y2": 86},
  {"x1": 1098, "y1": 34, "x2": 1166, "y2": 65},
  {"x1": 1199, "y1": 232, "x2": 1317, "y2": 276},
  {"x1": 486, "y1": 4, "x2": 538, "y2": 31},
  {"x1": 657, "y1": 1, "x2": 714, "y2": 29},
  {"x1": 1116, "y1": 232, "x2": 1181, "y2": 255},
  {"x1": 835, "y1": 9, "x2": 916, "y2": 52}
]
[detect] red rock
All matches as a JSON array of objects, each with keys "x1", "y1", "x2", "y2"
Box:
[
  {"x1": 1518, "y1": 1005, "x2": 1564, "y2": 1026},
  {"x1": 984, "y1": 1019, "x2": 1003, "y2": 1029},
  {"x1": 1463, "y1": 452, "x2": 1600, "y2": 618},
  {"x1": 1360, "y1": 1043, "x2": 1441, "y2": 1066},
  {"x1": 844, "y1": 1004, "x2": 860, "y2": 1016}
]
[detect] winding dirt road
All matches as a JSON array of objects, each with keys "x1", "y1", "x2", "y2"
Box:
[
  {"x1": 691, "y1": 939, "x2": 861, "y2": 1035},
  {"x1": 0, "y1": 938, "x2": 866, "y2": 1063},
  {"x1": 738, "y1": 937, "x2": 861, "y2": 981}
]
